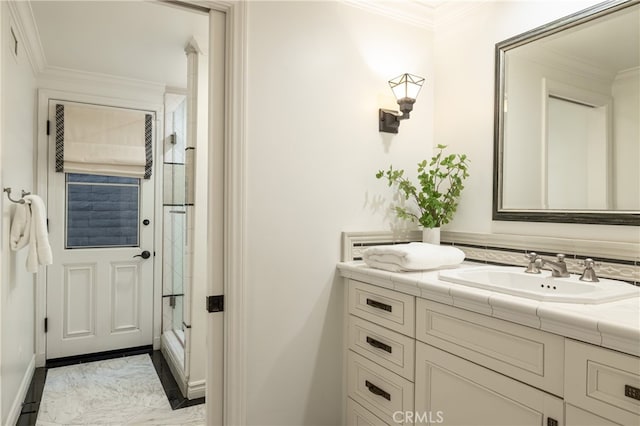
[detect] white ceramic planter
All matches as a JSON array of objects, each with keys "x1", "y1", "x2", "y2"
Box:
[{"x1": 422, "y1": 227, "x2": 441, "y2": 245}]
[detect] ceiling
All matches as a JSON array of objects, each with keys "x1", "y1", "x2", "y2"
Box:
[{"x1": 30, "y1": 1, "x2": 209, "y2": 89}]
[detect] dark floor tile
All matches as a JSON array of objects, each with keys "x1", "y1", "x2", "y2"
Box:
[
  {"x1": 149, "y1": 350, "x2": 205, "y2": 410},
  {"x1": 15, "y1": 411, "x2": 38, "y2": 426},
  {"x1": 20, "y1": 402, "x2": 39, "y2": 414}
]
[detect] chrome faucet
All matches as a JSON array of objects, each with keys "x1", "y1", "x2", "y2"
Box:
[{"x1": 535, "y1": 254, "x2": 570, "y2": 278}]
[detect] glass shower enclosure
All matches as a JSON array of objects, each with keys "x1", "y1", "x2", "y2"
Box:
[{"x1": 161, "y1": 93, "x2": 188, "y2": 380}]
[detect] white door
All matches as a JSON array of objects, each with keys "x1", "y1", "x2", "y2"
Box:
[{"x1": 46, "y1": 100, "x2": 155, "y2": 360}]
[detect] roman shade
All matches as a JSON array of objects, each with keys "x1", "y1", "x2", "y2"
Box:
[{"x1": 55, "y1": 103, "x2": 153, "y2": 179}]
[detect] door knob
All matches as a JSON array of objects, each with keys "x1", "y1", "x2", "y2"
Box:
[{"x1": 133, "y1": 250, "x2": 151, "y2": 259}]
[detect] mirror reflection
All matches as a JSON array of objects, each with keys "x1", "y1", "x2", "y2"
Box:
[{"x1": 495, "y1": 1, "x2": 639, "y2": 223}]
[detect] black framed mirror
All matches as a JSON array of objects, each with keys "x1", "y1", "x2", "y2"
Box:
[{"x1": 493, "y1": 0, "x2": 639, "y2": 225}]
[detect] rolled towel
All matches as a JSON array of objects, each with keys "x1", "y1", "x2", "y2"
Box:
[
  {"x1": 363, "y1": 242, "x2": 465, "y2": 272},
  {"x1": 23, "y1": 194, "x2": 53, "y2": 273},
  {"x1": 10, "y1": 203, "x2": 31, "y2": 251}
]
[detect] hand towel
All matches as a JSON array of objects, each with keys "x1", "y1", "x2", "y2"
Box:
[
  {"x1": 10, "y1": 203, "x2": 31, "y2": 251},
  {"x1": 363, "y1": 242, "x2": 465, "y2": 272},
  {"x1": 23, "y1": 194, "x2": 53, "y2": 273}
]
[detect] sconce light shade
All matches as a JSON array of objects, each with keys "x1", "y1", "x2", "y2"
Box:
[
  {"x1": 379, "y1": 73, "x2": 425, "y2": 134},
  {"x1": 389, "y1": 73, "x2": 424, "y2": 102}
]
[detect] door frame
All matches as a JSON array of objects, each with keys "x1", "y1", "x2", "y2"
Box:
[
  {"x1": 35, "y1": 89, "x2": 165, "y2": 367},
  {"x1": 33, "y1": 0, "x2": 248, "y2": 423}
]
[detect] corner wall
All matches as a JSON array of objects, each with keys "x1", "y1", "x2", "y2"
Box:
[
  {"x1": 433, "y1": 0, "x2": 637, "y2": 242},
  {"x1": 245, "y1": 2, "x2": 434, "y2": 424},
  {"x1": 0, "y1": 1, "x2": 37, "y2": 423}
]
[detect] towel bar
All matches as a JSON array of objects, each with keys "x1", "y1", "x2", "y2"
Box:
[{"x1": 3, "y1": 187, "x2": 30, "y2": 204}]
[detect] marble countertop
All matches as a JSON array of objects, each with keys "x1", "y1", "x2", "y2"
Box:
[{"x1": 337, "y1": 261, "x2": 640, "y2": 357}]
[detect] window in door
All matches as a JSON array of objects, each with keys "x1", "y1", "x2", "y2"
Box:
[{"x1": 65, "y1": 173, "x2": 140, "y2": 248}]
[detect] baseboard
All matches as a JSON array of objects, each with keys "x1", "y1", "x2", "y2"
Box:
[
  {"x1": 187, "y1": 379, "x2": 206, "y2": 399},
  {"x1": 35, "y1": 352, "x2": 46, "y2": 368},
  {"x1": 6, "y1": 355, "x2": 35, "y2": 426},
  {"x1": 160, "y1": 333, "x2": 187, "y2": 397}
]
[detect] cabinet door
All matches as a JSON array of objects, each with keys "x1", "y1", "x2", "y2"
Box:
[
  {"x1": 415, "y1": 342, "x2": 564, "y2": 426},
  {"x1": 565, "y1": 339, "x2": 640, "y2": 426},
  {"x1": 347, "y1": 398, "x2": 391, "y2": 426},
  {"x1": 566, "y1": 404, "x2": 621, "y2": 426}
]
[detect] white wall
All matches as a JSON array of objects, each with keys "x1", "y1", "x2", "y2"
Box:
[
  {"x1": 434, "y1": 0, "x2": 638, "y2": 242},
  {"x1": 245, "y1": 2, "x2": 434, "y2": 424},
  {"x1": 0, "y1": 2, "x2": 37, "y2": 423}
]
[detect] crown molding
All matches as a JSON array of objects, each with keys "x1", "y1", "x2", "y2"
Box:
[
  {"x1": 7, "y1": 0, "x2": 47, "y2": 74},
  {"x1": 38, "y1": 66, "x2": 166, "y2": 99},
  {"x1": 434, "y1": 0, "x2": 493, "y2": 32},
  {"x1": 342, "y1": 0, "x2": 437, "y2": 29},
  {"x1": 341, "y1": 0, "x2": 492, "y2": 31}
]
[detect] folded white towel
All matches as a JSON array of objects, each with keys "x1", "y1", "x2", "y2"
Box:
[
  {"x1": 10, "y1": 203, "x2": 31, "y2": 251},
  {"x1": 363, "y1": 242, "x2": 465, "y2": 272},
  {"x1": 23, "y1": 194, "x2": 53, "y2": 273}
]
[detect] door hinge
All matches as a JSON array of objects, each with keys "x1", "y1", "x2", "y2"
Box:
[
  {"x1": 206, "y1": 295, "x2": 224, "y2": 313},
  {"x1": 46, "y1": 120, "x2": 50, "y2": 136},
  {"x1": 44, "y1": 317, "x2": 48, "y2": 333}
]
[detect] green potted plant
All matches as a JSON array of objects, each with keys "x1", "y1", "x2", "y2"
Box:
[{"x1": 376, "y1": 144, "x2": 470, "y2": 244}]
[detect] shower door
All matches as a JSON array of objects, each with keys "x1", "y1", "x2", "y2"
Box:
[{"x1": 45, "y1": 101, "x2": 155, "y2": 359}]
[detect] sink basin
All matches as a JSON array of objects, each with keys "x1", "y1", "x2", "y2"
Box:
[{"x1": 438, "y1": 266, "x2": 640, "y2": 304}]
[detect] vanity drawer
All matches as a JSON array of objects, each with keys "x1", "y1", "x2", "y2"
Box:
[
  {"x1": 348, "y1": 280, "x2": 415, "y2": 337},
  {"x1": 415, "y1": 298, "x2": 565, "y2": 396},
  {"x1": 565, "y1": 339, "x2": 640, "y2": 426},
  {"x1": 347, "y1": 398, "x2": 391, "y2": 426},
  {"x1": 347, "y1": 351, "x2": 414, "y2": 426},
  {"x1": 348, "y1": 315, "x2": 415, "y2": 381}
]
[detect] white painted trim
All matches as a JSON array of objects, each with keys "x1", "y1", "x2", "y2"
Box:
[
  {"x1": 220, "y1": 2, "x2": 247, "y2": 424},
  {"x1": 6, "y1": 0, "x2": 45, "y2": 74},
  {"x1": 342, "y1": 0, "x2": 435, "y2": 29},
  {"x1": 38, "y1": 66, "x2": 166, "y2": 97},
  {"x1": 188, "y1": 379, "x2": 206, "y2": 399},
  {"x1": 0, "y1": 0, "x2": 3, "y2": 414},
  {"x1": 5, "y1": 355, "x2": 35, "y2": 426},
  {"x1": 161, "y1": 333, "x2": 187, "y2": 397}
]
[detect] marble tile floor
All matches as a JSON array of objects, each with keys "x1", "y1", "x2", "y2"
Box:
[{"x1": 23, "y1": 353, "x2": 204, "y2": 425}]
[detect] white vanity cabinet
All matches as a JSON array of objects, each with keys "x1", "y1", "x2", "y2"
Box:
[
  {"x1": 346, "y1": 280, "x2": 416, "y2": 425},
  {"x1": 342, "y1": 274, "x2": 640, "y2": 426},
  {"x1": 414, "y1": 299, "x2": 564, "y2": 426}
]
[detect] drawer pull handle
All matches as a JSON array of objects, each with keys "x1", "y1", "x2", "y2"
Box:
[
  {"x1": 366, "y1": 336, "x2": 392, "y2": 353},
  {"x1": 625, "y1": 384, "x2": 640, "y2": 401},
  {"x1": 365, "y1": 380, "x2": 391, "y2": 401},
  {"x1": 366, "y1": 298, "x2": 392, "y2": 312}
]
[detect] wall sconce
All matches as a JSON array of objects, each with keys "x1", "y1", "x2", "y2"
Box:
[{"x1": 379, "y1": 73, "x2": 425, "y2": 134}]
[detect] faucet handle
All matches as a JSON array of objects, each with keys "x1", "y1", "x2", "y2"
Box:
[
  {"x1": 524, "y1": 252, "x2": 538, "y2": 261},
  {"x1": 524, "y1": 252, "x2": 541, "y2": 274},
  {"x1": 580, "y1": 258, "x2": 600, "y2": 269},
  {"x1": 579, "y1": 258, "x2": 600, "y2": 282},
  {"x1": 556, "y1": 253, "x2": 566, "y2": 262}
]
